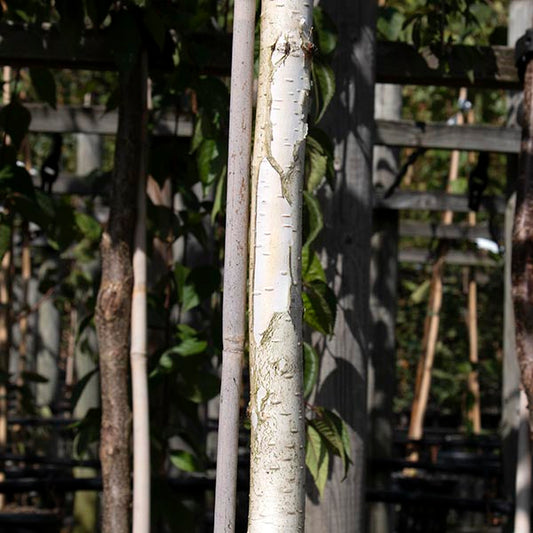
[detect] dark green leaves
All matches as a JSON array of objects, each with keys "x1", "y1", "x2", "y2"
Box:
[
  {"x1": 313, "y1": 7, "x2": 337, "y2": 57},
  {"x1": 306, "y1": 407, "x2": 352, "y2": 496},
  {"x1": 305, "y1": 129, "x2": 334, "y2": 193},
  {"x1": 86, "y1": 0, "x2": 113, "y2": 28},
  {"x1": 303, "y1": 280, "x2": 336, "y2": 335},
  {"x1": 303, "y1": 342, "x2": 319, "y2": 398},
  {"x1": 29, "y1": 68, "x2": 57, "y2": 109},
  {"x1": 0, "y1": 102, "x2": 31, "y2": 149},
  {"x1": 311, "y1": 60, "x2": 335, "y2": 125}
]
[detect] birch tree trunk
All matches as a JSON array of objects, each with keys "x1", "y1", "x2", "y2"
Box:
[
  {"x1": 306, "y1": 1, "x2": 377, "y2": 531},
  {"x1": 213, "y1": 0, "x2": 255, "y2": 531},
  {"x1": 95, "y1": 55, "x2": 145, "y2": 533},
  {"x1": 130, "y1": 52, "x2": 149, "y2": 533},
  {"x1": 248, "y1": 1, "x2": 312, "y2": 530}
]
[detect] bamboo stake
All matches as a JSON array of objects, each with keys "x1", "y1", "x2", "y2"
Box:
[
  {"x1": 16, "y1": 137, "x2": 32, "y2": 388},
  {"x1": 0, "y1": 65, "x2": 12, "y2": 510},
  {"x1": 408, "y1": 88, "x2": 467, "y2": 461},
  {"x1": 213, "y1": 1, "x2": 255, "y2": 531},
  {"x1": 130, "y1": 51, "x2": 149, "y2": 533},
  {"x1": 464, "y1": 101, "x2": 482, "y2": 434}
]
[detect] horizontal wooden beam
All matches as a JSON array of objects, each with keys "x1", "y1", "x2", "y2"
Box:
[
  {"x1": 375, "y1": 190, "x2": 506, "y2": 214},
  {"x1": 376, "y1": 41, "x2": 520, "y2": 90},
  {"x1": 0, "y1": 24, "x2": 521, "y2": 90},
  {"x1": 399, "y1": 248, "x2": 501, "y2": 267},
  {"x1": 25, "y1": 104, "x2": 193, "y2": 136},
  {"x1": 398, "y1": 220, "x2": 494, "y2": 241},
  {"x1": 375, "y1": 119, "x2": 520, "y2": 154}
]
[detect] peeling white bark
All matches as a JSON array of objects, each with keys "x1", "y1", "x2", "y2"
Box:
[{"x1": 248, "y1": 1, "x2": 312, "y2": 531}]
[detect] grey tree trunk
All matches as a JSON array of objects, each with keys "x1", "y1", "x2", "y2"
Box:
[
  {"x1": 503, "y1": 5, "x2": 533, "y2": 531},
  {"x1": 95, "y1": 56, "x2": 145, "y2": 533},
  {"x1": 213, "y1": 0, "x2": 255, "y2": 531},
  {"x1": 306, "y1": 1, "x2": 377, "y2": 531}
]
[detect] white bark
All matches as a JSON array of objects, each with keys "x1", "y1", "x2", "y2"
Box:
[
  {"x1": 514, "y1": 389, "x2": 531, "y2": 533},
  {"x1": 214, "y1": 0, "x2": 255, "y2": 531},
  {"x1": 130, "y1": 52, "x2": 149, "y2": 533},
  {"x1": 248, "y1": 1, "x2": 312, "y2": 531}
]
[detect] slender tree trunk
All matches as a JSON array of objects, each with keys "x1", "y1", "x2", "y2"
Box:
[
  {"x1": 503, "y1": 5, "x2": 532, "y2": 527},
  {"x1": 130, "y1": 52, "x2": 149, "y2": 533},
  {"x1": 213, "y1": 0, "x2": 255, "y2": 531},
  {"x1": 512, "y1": 58, "x2": 533, "y2": 440},
  {"x1": 248, "y1": 1, "x2": 312, "y2": 530},
  {"x1": 95, "y1": 56, "x2": 145, "y2": 533}
]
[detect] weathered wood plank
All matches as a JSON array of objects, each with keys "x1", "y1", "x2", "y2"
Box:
[
  {"x1": 375, "y1": 119, "x2": 520, "y2": 154},
  {"x1": 399, "y1": 248, "x2": 501, "y2": 267},
  {"x1": 24, "y1": 104, "x2": 193, "y2": 137},
  {"x1": 398, "y1": 219, "x2": 494, "y2": 241},
  {"x1": 0, "y1": 24, "x2": 520, "y2": 90},
  {"x1": 376, "y1": 41, "x2": 520, "y2": 90},
  {"x1": 375, "y1": 190, "x2": 506, "y2": 214}
]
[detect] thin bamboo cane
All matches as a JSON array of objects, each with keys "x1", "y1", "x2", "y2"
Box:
[
  {"x1": 407, "y1": 88, "x2": 467, "y2": 462},
  {"x1": 130, "y1": 51, "x2": 149, "y2": 533},
  {"x1": 0, "y1": 65, "x2": 12, "y2": 510},
  {"x1": 17, "y1": 138, "x2": 32, "y2": 388},
  {"x1": 213, "y1": 1, "x2": 255, "y2": 531},
  {"x1": 465, "y1": 102, "x2": 482, "y2": 433}
]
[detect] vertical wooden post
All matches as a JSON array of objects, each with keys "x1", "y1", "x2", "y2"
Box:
[
  {"x1": 368, "y1": 82, "x2": 401, "y2": 533},
  {"x1": 305, "y1": 1, "x2": 377, "y2": 531}
]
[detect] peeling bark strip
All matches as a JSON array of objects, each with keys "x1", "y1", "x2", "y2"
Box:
[
  {"x1": 95, "y1": 58, "x2": 145, "y2": 533},
  {"x1": 248, "y1": 1, "x2": 312, "y2": 530},
  {"x1": 512, "y1": 59, "x2": 533, "y2": 441}
]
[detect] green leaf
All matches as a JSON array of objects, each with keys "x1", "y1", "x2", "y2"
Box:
[
  {"x1": 0, "y1": 222, "x2": 11, "y2": 262},
  {"x1": 306, "y1": 424, "x2": 329, "y2": 497},
  {"x1": 29, "y1": 68, "x2": 57, "y2": 109},
  {"x1": 20, "y1": 371, "x2": 48, "y2": 383},
  {"x1": 211, "y1": 171, "x2": 226, "y2": 222},
  {"x1": 187, "y1": 265, "x2": 221, "y2": 302},
  {"x1": 75, "y1": 212, "x2": 102, "y2": 241},
  {"x1": 306, "y1": 128, "x2": 334, "y2": 191},
  {"x1": 311, "y1": 60, "x2": 335, "y2": 124},
  {"x1": 169, "y1": 449, "x2": 202, "y2": 473},
  {"x1": 0, "y1": 102, "x2": 31, "y2": 148},
  {"x1": 86, "y1": 0, "x2": 113, "y2": 28},
  {"x1": 313, "y1": 6, "x2": 337, "y2": 56},
  {"x1": 196, "y1": 138, "x2": 226, "y2": 189},
  {"x1": 409, "y1": 279, "x2": 430, "y2": 304},
  {"x1": 179, "y1": 371, "x2": 220, "y2": 403},
  {"x1": 167, "y1": 338, "x2": 208, "y2": 358},
  {"x1": 143, "y1": 7, "x2": 167, "y2": 51},
  {"x1": 303, "y1": 342, "x2": 319, "y2": 398},
  {"x1": 71, "y1": 368, "x2": 99, "y2": 411},
  {"x1": 303, "y1": 280, "x2": 336, "y2": 335},
  {"x1": 302, "y1": 247, "x2": 326, "y2": 284},
  {"x1": 303, "y1": 191, "x2": 323, "y2": 247},
  {"x1": 314, "y1": 408, "x2": 352, "y2": 478}
]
